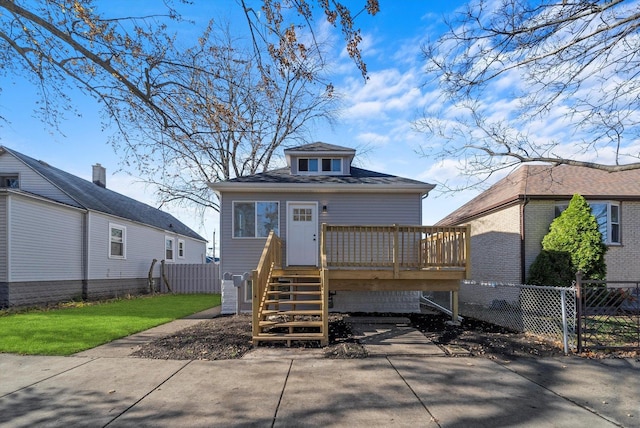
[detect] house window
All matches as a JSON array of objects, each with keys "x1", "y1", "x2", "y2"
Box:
[
  {"x1": 0, "y1": 174, "x2": 19, "y2": 188},
  {"x1": 555, "y1": 201, "x2": 621, "y2": 245},
  {"x1": 298, "y1": 158, "x2": 318, "y2": 172},
  {"x1": 165, "y1": 237, "x2": 175, "y2": 261},
  {"x1": 109, "y1": 224, "x2": 126, "y2": 259},
  {"x1": 233, "y1": 201, "x2": 279, "y2": 238},
  {"x1": 322, "y1": 158, "x2": 342, "y2": 173},
  {"x1": 178, "y1": 239, "x2": 185, "y2": 258}
]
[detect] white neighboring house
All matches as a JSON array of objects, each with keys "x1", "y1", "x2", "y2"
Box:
[{"x1": 0, "y1": 146, "x2": 207, "y2": 308}]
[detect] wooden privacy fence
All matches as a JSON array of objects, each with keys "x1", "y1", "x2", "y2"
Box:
[{"x1": 163, "y1": 263, "x2": 220, "y2": 294}]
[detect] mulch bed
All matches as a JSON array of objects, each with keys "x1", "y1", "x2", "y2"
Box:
[{"x1": 130, "y1": 311, "x2": 607, "y2": 361}]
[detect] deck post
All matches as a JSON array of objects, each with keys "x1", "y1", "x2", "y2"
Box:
[
  {"x1": 464, "y1": 224, "x2": 472, "y2": 278},
  {"x1": 251, "y1": 269, "x2": 260, "y2": 339},
  {"x1": 451, "y1": 290, "x2": 460, "y2": 324},
  {"x1": 393, "y1": 224, "x2": 399, "y2": 279}
]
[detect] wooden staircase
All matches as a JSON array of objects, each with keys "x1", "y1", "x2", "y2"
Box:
[{"x1": 253, "y1": 267, "x2": 328, "y2": 347}]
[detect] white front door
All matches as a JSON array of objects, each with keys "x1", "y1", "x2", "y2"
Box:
[{"x1": 287, "y1": 202, "x2": 318, "y2": 266}]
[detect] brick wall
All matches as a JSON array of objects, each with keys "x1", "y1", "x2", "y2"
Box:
[{"x1": 606, "y1": 201, "x2": 640, "y2": 281}]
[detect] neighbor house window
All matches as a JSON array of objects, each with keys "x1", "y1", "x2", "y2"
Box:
[
  {"x1": 0, "y1": 174, "x2": 19, "y2": 188},
  {"x1": 555, "y1": 201, "x2": 621, "y2": 245},
  {"x1": 233, "y1": 201, "x2": 279, "y2": 238},
  {"x1": 109, "y1": 224, "x2": 126, "y2": 259},
  {"x1": 178, "y1": 239, "x2": 185, "y2": 258},
  {"x1": 165, "y1": 237, "x2": 175, "y2": 261}
]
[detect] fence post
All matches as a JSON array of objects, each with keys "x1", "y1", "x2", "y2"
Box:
[
  {"x1": 575, "y1": 271, "x2": 583, "y2": 353},
  {"x1": 560, "y1": 289, "x2": 568, "y2": 355}
]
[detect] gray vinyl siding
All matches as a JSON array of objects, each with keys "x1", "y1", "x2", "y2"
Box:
[
  {"x1": 0, "y1": 152, "x2": 77, "y2": 206},
  {"x1": 87, "y1": 212, "x2": 206, "y2": 281},
  {"x1": 219, "y1": 191, "x2": 422, "y2": 277},
  {"x1": 0, "y1": 194, "x2": 6, "y2": 281},
  {"x1": 9, "y1": 195, "x2": 84, "y2": 282}
]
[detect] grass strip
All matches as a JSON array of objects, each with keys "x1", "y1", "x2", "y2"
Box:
[{"x1": 0, "y1": 294, "x2": 220, "y2": 355}]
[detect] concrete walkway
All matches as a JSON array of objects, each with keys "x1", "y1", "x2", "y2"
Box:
[{"x1": 1, "y1": 309, "x2": 639, "y2": 427}]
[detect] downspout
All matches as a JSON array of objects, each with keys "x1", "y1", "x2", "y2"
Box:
[
  {"x1": 82, "y1": 211, "x2": 89, "y2": 300},
  {"x1": 520, "y1": 197, "x2": 529, "y2": 284}
]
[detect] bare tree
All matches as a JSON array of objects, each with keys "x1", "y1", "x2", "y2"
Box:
[
  {"x1": 419, "y1": 0, "x2": 640, "y2": 190},
  {"x1": 0, "y1": 0, "x2": 377, "y2": 208},
  {"x1": 116, "y1": 22, "x2": 337, "y2": 213}
]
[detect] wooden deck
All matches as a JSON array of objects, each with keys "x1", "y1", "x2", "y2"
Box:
[{"x1": 252, "y1": 224, "x2": 470, "y2": 346}]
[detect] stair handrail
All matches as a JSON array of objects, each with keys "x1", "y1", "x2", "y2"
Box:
[{"x1": 252, "y1": 230, "x2": 282, "y2": 339}]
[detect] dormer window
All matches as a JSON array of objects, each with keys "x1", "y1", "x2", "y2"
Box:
[
  {"x1": 298, "y1": 158, "x2": 318, "y2": 172},
  {"x1": 297, "y1": 158, "x2": 342, "y2": 175},
  {"x1": 322, "y1": 158, "x2": 342, "y2": 173}
]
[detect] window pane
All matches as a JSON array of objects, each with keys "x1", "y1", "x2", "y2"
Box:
[
  {"x1": 322, "y1": 158, "x2": 331, "y2": 171},
  {"x1": 590, "y1": 203, "x2": 608, "y2": 242},
  {"x1": 611, "y1": 224, "x2": 620, "y2": 243},
  {"x1": 111, "y1": 242, "x2": 123, "y2": 257},
  {"x1": 234, "y1": 202, "x2": 256, "y2": 237},
  {"x1": 332, "y1": 159, "x2": 341, "y2": 172},
  {"x1": 166, "y1": 238, "x2": 174, "y2": 259},
  {"x1": 309, "y1": 158, "x2": 318, "y2": 171},
  {"x1": 298, "y1": 158, "x2": 308, "y2": 172},
  {"x1": 611, "y1": 205, "x2": 619, "y2": 223},
  {"x1": 257, "y1": 202, "x2": 279, "y2": 237}
]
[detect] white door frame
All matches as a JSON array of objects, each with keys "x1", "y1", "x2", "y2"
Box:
[{"x1": 286, "y1": 201, "x2": 319, "y2": 266}]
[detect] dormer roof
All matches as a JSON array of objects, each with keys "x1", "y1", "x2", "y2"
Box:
[{"x1": 284, "y1": 142, "x2": 355, "y2": 168}]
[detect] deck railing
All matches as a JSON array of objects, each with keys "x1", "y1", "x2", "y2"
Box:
[
  {"x1": 252, "y1": 231, "x2": 282, "y2": 338},
  {"x1": 322, "y1": 224, "x2": 470, "y2": 273}
]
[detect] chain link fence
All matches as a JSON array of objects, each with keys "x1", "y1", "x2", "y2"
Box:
[{"x1": 422, "y1": 280, "x2": 576, "y2": 353}]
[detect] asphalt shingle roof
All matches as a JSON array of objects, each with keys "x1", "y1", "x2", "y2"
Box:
[
  {"x1": 437, "y1": 164, "x2": 640, "y2": 226},
  {"x1": 222, "y1": 166, "x2": 431, "y2": 187},
  {"x1": 4, "y1": 146, "x2": 204, "y2": 241},
  {"x1": 284, "y1": 142, "x2": 356, "y2": 153}
]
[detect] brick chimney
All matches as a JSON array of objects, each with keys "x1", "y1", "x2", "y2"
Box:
[{"x1": 92, "y1": 163, "x2": 106, "y2": 188}]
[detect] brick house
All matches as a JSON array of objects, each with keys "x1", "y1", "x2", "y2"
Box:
[{"x1": 436, "y1": 164, "x2": 640, "y2": 283}]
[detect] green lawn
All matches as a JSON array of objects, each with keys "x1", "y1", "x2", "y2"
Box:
[{"x1": 0, "y1": 294, "x2": 221, "y2": 356}]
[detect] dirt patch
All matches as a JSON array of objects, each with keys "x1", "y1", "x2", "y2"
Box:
[
  {"x1": 131, "y1": 310, "x2": 639, "y2": 361},
  {"x1": 132, "y1": 311, "x2": 588, "y2": 361}
]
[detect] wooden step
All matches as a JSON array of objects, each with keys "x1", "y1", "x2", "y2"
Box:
[
  {"x1": 253, "y1": 332, "x2": 325, "y2": 340},
  {"x1": 266, "y1": 290, "x2": 321, "y2": 296},
  {"x1": 258, "y1": 320, "x2": 323, "y2": 328},
  {"x1": 261, "y1": 309, "x2": 322, "y2": 316},
  {"x1": 264, "y1": 299, "x2": 322, "y2": 305},
  {"x1": 272, "y1": 268, "x2": 321, "y2": 277},
  {"x1": 268, "y1": 282, "x2": 320, "y2": 287}
]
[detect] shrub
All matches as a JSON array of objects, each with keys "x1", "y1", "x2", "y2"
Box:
[
  {"x1": 541, "y1": 194, "x2": 607, "y2": 281},
  {"x1": 527, "y1": 250, "x2": 574, "y2": 287}
]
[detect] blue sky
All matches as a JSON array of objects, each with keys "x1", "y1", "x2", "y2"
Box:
[{"x1": 1, "y1": 0, "x2": 478, "y2": 251}]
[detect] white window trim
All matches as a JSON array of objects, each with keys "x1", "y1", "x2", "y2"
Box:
[
  {"x1": 165, "y1": 236, "x2": 175, "y2": 262},
  {"x1": 232, "y1": 201, "x2": 280, "y2": 239},
  {"x1": 555, "y1": 200, "x2": 621, "y2": 245},
  {"x1": 109, "y1": 223, "x2": 126, "y2": 259},
  {"x1": 296, "y1": 157, "x2": 343, "y2": 176},
  {"x1": 178, "y1": 239, "x2": 185, "y2": 259}
]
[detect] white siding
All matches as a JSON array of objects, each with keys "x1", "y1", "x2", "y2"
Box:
[
  {"x1": 0, "y1": 152, "x2": 77, "y2": 206},
  {"x1": 9, "y1": 195, "x2": 84, "y2": 281},
  {"x1": 88, "y1": 212, "x2": 206, "y2": 281},
  {"x1": 0, "y1": 193, "x2": 7, "y2": 281}
]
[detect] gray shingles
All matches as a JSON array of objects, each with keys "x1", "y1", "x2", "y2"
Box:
[{"x1": 5, "y1": 147, "x2": 204, "y2": 241}]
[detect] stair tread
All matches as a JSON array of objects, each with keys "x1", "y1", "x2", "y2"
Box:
[
  {"x1": 269, "y1": 282, "x2": 321, "y2": 287},
  {"x1": 264, "y1": 299, "x2": 323, "y2": 305},
  {"x1": 254, "y1": 332, "x2": 325, "y2": 339},
  {"x1": 267, "y1": 290, "x2": 321, "y2": 295},
  {"x1": 259, "y1": 320, "x2": 323, "y2": 327},
  {"x1": 261, "y1": 310, "x2": 322, "y2": 316}
]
